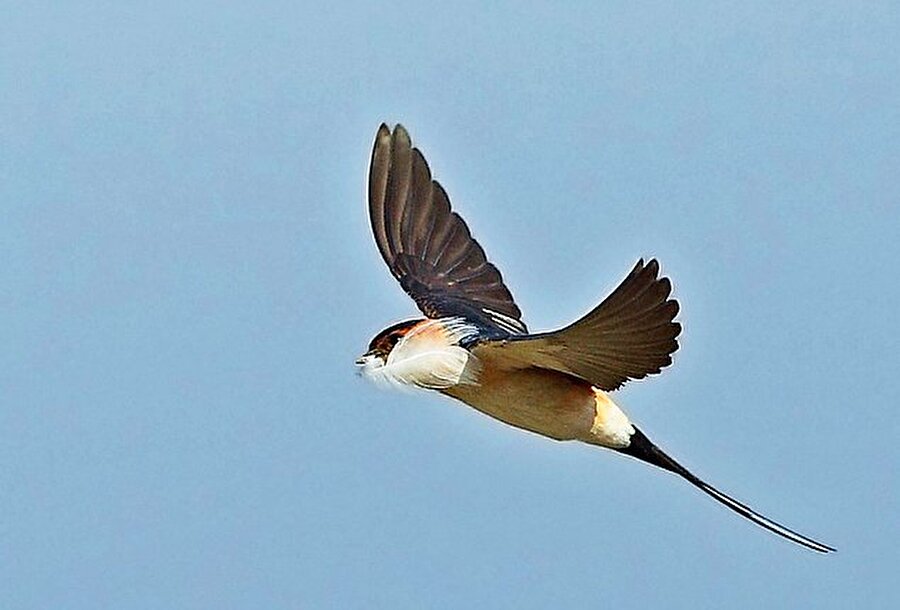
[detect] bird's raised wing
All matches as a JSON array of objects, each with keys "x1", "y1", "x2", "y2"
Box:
[
  {"x1": 473, "y1": 258, "x2": 680, "y2": 390},
  {"x1": 368, "y1": 123, "x2": 527, "y2": 334}
]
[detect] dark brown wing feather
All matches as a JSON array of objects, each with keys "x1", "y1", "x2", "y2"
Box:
[
  {"x1": 474, "y1": 259, "x2": 680, "y2": 390},
  {"x1": 368, "y1": 124, "x2": 527, "y2": 334}
]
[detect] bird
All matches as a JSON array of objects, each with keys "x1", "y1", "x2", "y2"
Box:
[{"x1": 356, "y1": 123, "x2": 834, "y2": 553}]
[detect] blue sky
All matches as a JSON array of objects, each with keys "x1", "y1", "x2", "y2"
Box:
[{"x1": 2, "y1": 1, "x2": 898, "y2": 608}]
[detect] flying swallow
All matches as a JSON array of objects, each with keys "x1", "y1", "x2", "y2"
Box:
[{"x1": 356, "y1": 123, "x2": 834, "y2": 553}]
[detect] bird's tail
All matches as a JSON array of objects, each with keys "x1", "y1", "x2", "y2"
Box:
[{"x1": 617, "y1": 427, "x2": 835, "y2": 553}]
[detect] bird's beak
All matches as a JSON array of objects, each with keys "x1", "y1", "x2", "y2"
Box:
[{"x1": 355, "y1": 352, "x2": 377, "y2": 367}]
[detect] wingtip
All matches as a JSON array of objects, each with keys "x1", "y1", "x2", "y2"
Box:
[
  {"x1": 374, "y1": 123, "x2": 412, "y2": 156},
  {"x1": 372, "y1": 124, "x2": 392, "y2": 160},
  {"x1": 392, "y1": 123, "x2": 411, "y2": 149},
  {"x1": 376, "y1": 122, "x2": 410, "y2": 136}
]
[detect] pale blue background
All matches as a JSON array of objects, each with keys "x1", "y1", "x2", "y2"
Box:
[{"x1": 3, "y1": 2, "x2": 898, "y2": 608}]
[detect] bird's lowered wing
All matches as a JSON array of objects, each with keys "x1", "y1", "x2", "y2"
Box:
[{"x1": 473, "y1": 258, "x2": 680, "y2": 390}]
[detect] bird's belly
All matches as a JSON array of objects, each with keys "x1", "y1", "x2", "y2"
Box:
[{"x1": 443, "y1": 366, "x2": 597, "y2": 441}]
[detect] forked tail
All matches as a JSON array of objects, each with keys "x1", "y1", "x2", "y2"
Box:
[{"x1": 617, "y1": 428, "x2": 835, "y2": 553}]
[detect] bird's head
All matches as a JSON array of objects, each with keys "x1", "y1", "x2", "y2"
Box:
[
  {"x1": 355, "y1": 318, "x2": 422, "y2": 369},
  {"x1": 355, "y1": 317, "x2": 481, "y2": 390}
]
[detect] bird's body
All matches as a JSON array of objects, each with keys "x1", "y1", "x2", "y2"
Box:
[
  {"x1": 448, "y1": 348, "x2": 599, "y2": 442},
  {"x1": 445, "y1": 342, "x2": 634, "y2": 447},
  {"x1": 359, "y1": 315, "x2": 633, "y2": 445},
  {"x1": 356, "y1": 123, "x2": 834, "y2": 553}
]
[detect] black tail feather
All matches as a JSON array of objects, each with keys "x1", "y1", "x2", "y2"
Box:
[{"x1": 617, "y1": 428, "x2": 835, "y2": 553}]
